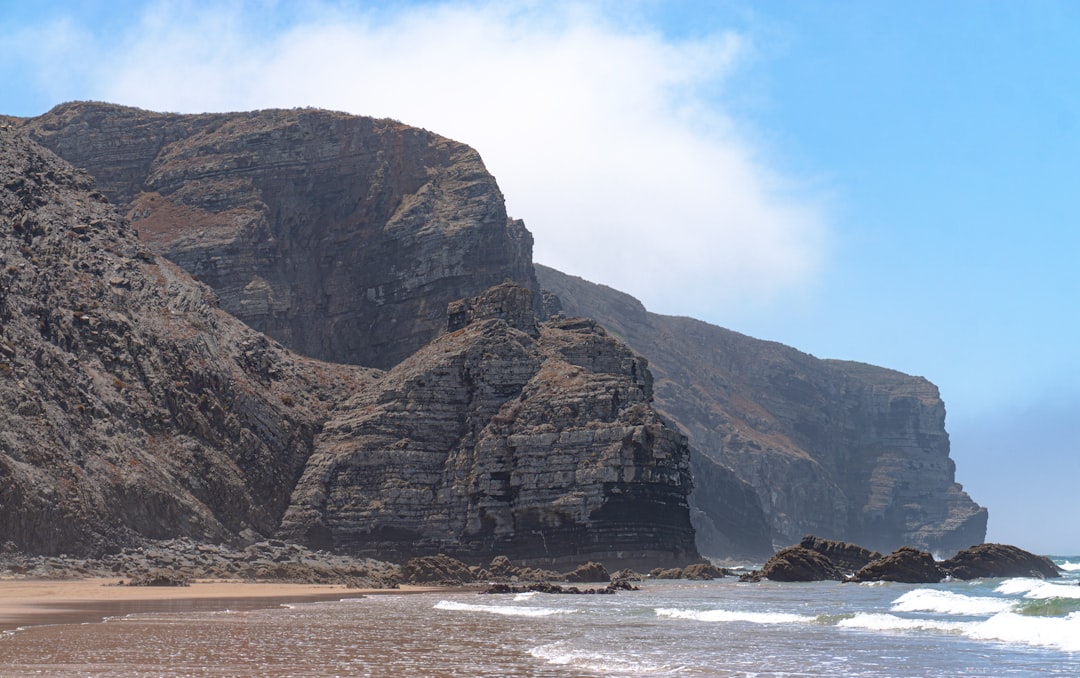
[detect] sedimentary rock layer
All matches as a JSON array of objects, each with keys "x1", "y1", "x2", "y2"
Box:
[
  {"x1": 0, "y1": 124, "x2": 376, "y2": 555},
  {"x1": 279, "y1": 284, "x2": 700, "y2": 569},
  {"x1": 22, "y1": 102, "x2": 537, "y2": 370},
  {"x1": 536, "y1": 264, "x2": 987, "y2": 557},
  {"x1": 0, "y1": 127, "x2": 698, "y2": 569}
]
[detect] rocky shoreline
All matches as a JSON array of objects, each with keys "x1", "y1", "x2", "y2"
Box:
[
  {"x1": 0, "y1": 538, "x2": 733, "y2": 589},
  {"x1": 739, "y1": 536, "x2": 1062, "y2": 583}
]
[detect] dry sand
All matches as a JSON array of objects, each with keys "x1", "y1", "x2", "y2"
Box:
[{"x1": 0, "y1": 578, "x2": 439, "y2": 632}]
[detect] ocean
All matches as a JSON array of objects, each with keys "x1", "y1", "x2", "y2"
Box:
[{"x1": 2, "y1": 558, "x2": 1078, "y2": 677}]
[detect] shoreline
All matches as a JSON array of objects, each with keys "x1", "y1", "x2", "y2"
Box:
[{"x1": 0, "y1": 578, "x2": 449, "y2": 633}]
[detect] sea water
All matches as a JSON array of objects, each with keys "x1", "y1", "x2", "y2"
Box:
[{"x1": 2, "y1": 557, "x2": 1078, "y2": 677}]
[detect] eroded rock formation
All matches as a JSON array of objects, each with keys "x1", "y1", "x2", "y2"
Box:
[
  {"x1": 941, "y1": 543, "x2": 1061, "y2": 580},
  {"x1": 0, "y1": 125, "x2": 374, "y2": 556},
  {"x1": 535, "y1": 264, "x2": 987, "y2": 557},
  {"x1": 21, "y1": 102, "x2": 537, "y2": 370},
  {"x1": 7, "y1": 102, "x2": 991, "y2": 565},
  {"x1": 279, "y1": 284, "x2": 699, "y2": 569}
]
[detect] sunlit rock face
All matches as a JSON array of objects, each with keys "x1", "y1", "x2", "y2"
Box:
[
  {"x1": 23, "y1": 102, "x2": 538, "y2": 370},
  {"x1": 0, "y1": 128, "x2": 696, "y2": 569},
  {"x1": 0, "y1": 124, "x2": 376, "y2": 556},
  {"x1": 535, "y1": 264, "x2": 987, "y2": 558},
  {"x1": 279, "y1": 284, "x2": 701, "y2": 570}
]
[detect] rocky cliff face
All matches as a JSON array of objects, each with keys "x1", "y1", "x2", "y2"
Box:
[
  {"x1": 0, "y1": 125, "x2": 696, "y2": 568},
  {"x1": 536, "y1": 264, "x2": 987, "y2": 557},
  {"x1": 8, "y1": 101, "x2": 989, "y2": 564},
  {"x1": 0, "y1": 124, "x2": 376, "y2": 556},
  {"x1": 22, "y1": 102, "x2": 537, "y2": 370},
  {"x1": 279, "y1": 284, "x2": 699, "y2": 569}
]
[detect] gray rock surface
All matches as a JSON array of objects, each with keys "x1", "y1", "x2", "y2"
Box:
[
  {"x1": 535, "y1": 264, "x2": 987, "y2": 557},
  {"x1": 278, "y1": 284, "x2": 700, "y2": 570},
  {"x1": 0, "y1": 126, "x2": 696, "y2": 569},
  {"x1": 21, "y1": 102, "x2": 538, "y2": 370},
  {"x1": 0, "y1": 125, "x2": 373, "y2": 556}
]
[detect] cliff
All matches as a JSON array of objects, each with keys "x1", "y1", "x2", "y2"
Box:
[
  {"x1": 0, "y1": 124, "x2": 696, "y2": 568},
  {"x1": 22, "y1": 102, "x2": 537, "y2": 370},
  {"x1": 8, "y1": 102, "x2": 989, "y2": 563},
  {"x1": 280, "y1": 284, "x2": 699, "y2": 568},
  {"x1": 0, "y1": 124, "x2": 376, "y2": 556},
  {"x1": 535, "y1": 264, "x2": 987, "y2": 556}
]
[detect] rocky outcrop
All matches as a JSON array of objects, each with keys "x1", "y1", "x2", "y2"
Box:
[
  {"x1": 799, "y1": 535, "x2": 882, "y2": 574},
  {"x1": 0, "y1": 127, "x2": 701, "y2": 568},
  {"x1": 650, "y1": 563, "x2": 729, "y2": 580},
  {"x1": 563, "y1": 561, "x2": 610, "y2": 583},
  {"x1": 847, "y1": 546, "x2": 945, "y2": 584},
  {"x1": 0, "y1": 125, "x2": 375, "y2": 556},
  {"x1": 744, "y1": 546, "x2": 844, "y2": 582},
  {"x1": 0, "y1": 537, "x2": 400, "y2": 586},
  {"x1": 21, "y1": 102, "x2": 538, "y2": 370},
  {"x1": 535, "y1": 264, "x2": 987, "y2": 557},
  {"x1": 941, "y1": 543, "x2": 1061, "y2": 580},
  {"x1": 400, "y1": 554, "x2": 476, "y2": 586},
  {"x1": 278, "y1": 284, "x2": 699, "y2": 569}
]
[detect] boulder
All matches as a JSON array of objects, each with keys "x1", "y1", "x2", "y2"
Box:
[
  {"x1": 681, "y1": 563, "x2": 728, "y2": 580},
  {"x1": 400, "y1": 555, "x2": 476, "y2": 586},
  {"x1": 757, "y1": 546, "x2": 844, "y2": 582},
  {"x1": 564, "y1": 561, "x2": 609, "y2": 583},
  {"x1": 799, "y1": 535, "x2": 883, "y2": 574},
  {"x1": 126, "y1": 570, "x2": 191, "y2": 587},
  {"x1": 941, "y1": 543, "x2": 1062, "y2": 580},
  {"x1": 847, "y1": 546, "x2": 944, "y2": 583}
]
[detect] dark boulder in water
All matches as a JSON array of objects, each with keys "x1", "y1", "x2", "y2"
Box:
[
  {"x1": 749, "y1": 546, "x2": 845, "y2": 582},
  {"x1": 941, "y1": 543, "x2": 1061, "y2": 580},
  {"x1": 847, "y1": 546, "x2": 945, "y2": 583},
  {"x1": 799, "y1": 535, "x2": 883, "y2": 575}
]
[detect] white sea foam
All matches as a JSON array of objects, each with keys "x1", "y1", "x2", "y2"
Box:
[
  {"x1": 837, "y1": 613, "x2": 969, "y2": 633},
  {"x1": 433, "y1": 600, "x2": 568, "y2": 617},
  {"x1": 995, "y1": 578, "x2": 1080, "y2": 600},
  {"x1": 1055, "y1": 560, "x2": 1080, "y2": 572},
  {"x1": 965, "y1": 611, "x2": 1080, "y2": 653},
  {"x1": 891, "y1": 589, "x2": 1013, "y2": 616},
  {"x1": 840, "y1": 610, "x2": 1080, "y2": 653},
  {"x1": 513, "y1": 591, "x2": 538, "y2": 602},
  {"x1": 530, "y1": 641, "x2": 675, "y2": 674},
  {"x1": 655, "y1": 607, "x2": 814, "y2": 624}
]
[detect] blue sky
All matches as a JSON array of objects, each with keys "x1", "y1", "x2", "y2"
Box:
[{"x1": 3, "y1": 1, "x2": 1077, "y2": 554}]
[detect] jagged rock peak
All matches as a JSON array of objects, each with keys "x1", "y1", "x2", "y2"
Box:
[
  {"x1": 447, "y1": 282, "x2": 538, "y2": 337},
  {"x1": 278, "y1": 287, "x2": 699, "y2": 569}
]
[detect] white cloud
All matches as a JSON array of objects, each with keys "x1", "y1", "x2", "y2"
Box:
[{"x1": 29, "y1": 0, "x2": 830, "y2": 316}]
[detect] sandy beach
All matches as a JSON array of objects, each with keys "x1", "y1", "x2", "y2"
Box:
[{"x1": 0, "y1": 578, "x2": 436, "y2": 632}]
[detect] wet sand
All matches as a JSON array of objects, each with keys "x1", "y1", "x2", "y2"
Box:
[{"x1": 0, "y1": 578, "x2": 440, "y2": 632}]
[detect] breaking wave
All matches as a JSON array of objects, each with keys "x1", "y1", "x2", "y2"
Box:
[
  {"x1": 891, "y1": 589, "x2": 1013, "y2": 616},
  {"x1": 655, "y1": 607, "x2": 815, "y2": 624},
  {"x1": 530, "y1": 641, "x2": 677, "y2": 674},
  {"x1": 433, "y1": 600, "x2": 569, "y2": 617},
  {"x1": 995, "y1": 578, "x2": 1080, "y2": 600}
]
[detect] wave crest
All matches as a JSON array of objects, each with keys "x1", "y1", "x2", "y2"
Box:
[
  {"x1": 655, "y1": 607, "x2": 815, "y2": 624},
  {"x1": 891, "y1": 589, "x2": 1013, "y2": 616},
  {"x1": 433, "y1": 600, "x2": 568, "y2": 617}
]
